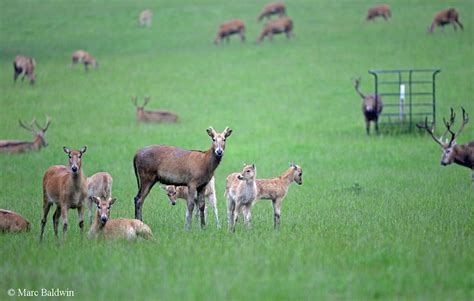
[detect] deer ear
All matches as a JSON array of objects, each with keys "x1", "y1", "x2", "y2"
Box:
[
  {"x1": 224, "y1": 127, "x2": 233, "y2": 138},
  {"x1": 63, "y1": 146, "x2": 71, "y2": 154},
  {"x1": 206, "y1": 127, "x2": 216, "y2": 137},
  {"x1": 80, "y1": 146, "x2": 87, "y2": 154}
]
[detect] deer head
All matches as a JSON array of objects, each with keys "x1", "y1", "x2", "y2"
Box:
[
  {"x1": 92, "y1": 196, "x2": 116, "y2": 226},
  {"x1": 63, "y1": 146, "x2": 87, "y2": 174},
  {"x1": 206, "y1": 127, "x2": 232, "y2": 158},
  {"x1": 19, "y1": 115, "x2": 51, "y2": 148}
]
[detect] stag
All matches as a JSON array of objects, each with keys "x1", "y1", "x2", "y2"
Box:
[
  {"x1": 354, "y1": 77, "x2": 383, "y2": 135},
  {"x1": 131, "y1": 96, "x2": 180, "y2": 123},
  {"x1": 0, "y1": 116, "x2": 51, "y2": 154}
]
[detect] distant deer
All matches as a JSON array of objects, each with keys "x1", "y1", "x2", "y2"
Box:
[
  {"x1": 0, "y1": 116, "x2": 51, "y2": 154},
  {"x1": 353, "y1": 77, "x2": 383, "y2": 135},
  {"x1": 133, "y1": 127, "x2": 232, "y2": 229},
  {"x1": 88, "y1": 197, "x2": 152, "y2": 240},
  {"x1": 417, "y1": 107, "x2": 473, "y2": 181},
  {"x1": 256, "y1": 17, "x2": 293, "y2": 43},
  {"x1": 428, "y1": 8, "x2": 463, "y2": 34},
  {"x1": 131, "y1": 96, "x2": 180, "y2": 123},
  {"x1": 214, "y1": 19, "x2": 246, "y2": 45},
  {"x1": 139, "y1": 9, "x2": 153, "y2": 27},
  {"x1": 39, "y1": 146, "x2": 88, "y2": 242},
  {"x1": 71, "y1": 50, "x2": 98, "y2": 71},
  {"x1": 366, "y1": 4, "x2": 391, "y2": 21},
  {"x1": 0, "y1": 209, "x2": 30, "y2": 233},
  {"x1": 13, "y1": 55, "x2": 36, "y2": 85},
  {"x1": 87, "y1": 172, "x2": 113, "y2": 225},
  {"x1": 257, "y1": 2, "x2": 286, "y2": 22}
]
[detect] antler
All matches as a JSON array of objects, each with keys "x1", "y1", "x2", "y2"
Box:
[
  {"x1": 131, "y1": 96, "x2": 138, "y2": 107},
  {"x1": 35, "y1": 115, "x2": 51, "y2": 132},
  {"x1": 18, "y1": 118, "x2": 37, "y2": 133},
  {"x1": 416, "y1": 117, "x2": 445, "y2": 147},
  {"x1": 353, "y1": 76, "x2": 365, "y2": 99}
]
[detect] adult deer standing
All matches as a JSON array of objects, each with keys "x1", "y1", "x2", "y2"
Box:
[
  {"x1": 0, "y1": 116, "x2": 51, "y2": 154},
  {"x1": 39, "y1": 146, "x2": 88, "y2": 242},
  {"x1": 417, "y1": 107, "x2": 473, "y2": 181},
  {"x1": 353, "y1": 77, "x2": 383, "y2": 135},
  {"x1": 131, "y1": 96, "x2": 180, "y2": 123}
]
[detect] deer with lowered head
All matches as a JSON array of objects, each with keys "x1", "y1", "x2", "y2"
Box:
[
  {"x1": 428, "y1": 8, "x2": 463, "y2": 34},
  {"x1": 13, "y1": 55, "x2": 36, "y2": 85},
  {"x1": 0, "y1": 209, "x2": 31, "y2": 233},
  {"x1": 256, "y1": 17, "x2": 293, "y2": 43},
  {"x1": 214, "y1": 19, "x2": 246, "y2": 45},
  {"x1": 71, "y1": 50, "x2": 98, "y2": 71},
  {"x1": 139, "y1": 9, "x2": 153, "y2": 27},
  {"x1": 39, "y1": 146, "x2": 88, "y2": 242},
  {"x1": 0, "y1": 116, "x2": 51, "y2": 154},
  {"x1": 87, "y1": 172, "x2": 113, "y2": 225},
  {"x1": 353, "y1": 77, "x2": 383, "y2": 135},
  {"x1": 366, "y1": 4, "x2": 391, "y2": 21},
  {"x1": 417, "y1": 107, "x2": 473, "y2": 181},
  {"x1": 133, "y1": 126, "x2": 232, "y2": 229},
  {"x1": 131, "y1": 96, "x2": 180, "y2": 123},
  {"x1": 257, "y1": 2, "x2": 286, "y2": 22}
]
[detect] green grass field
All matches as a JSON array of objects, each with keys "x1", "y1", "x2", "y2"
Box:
[{"x1": 1, "y1": 0, "x2": 473, "y2": 300}]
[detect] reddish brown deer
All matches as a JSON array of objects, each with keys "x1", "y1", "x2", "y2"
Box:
[
  {"x1": 0, "y1": 116, "x2": 51, "y2": 154},
  {"x1": 72, "y1": 50, "x2": 98, "y2": 71},
  {"x1": 366, "y1": 4, "x2": 391, "y2": 21},
  {"x1": 417, "y1": 107, "x2": 473, "y2": 181},
  {"x1": 133, "y1": 127, "x2": 233, "y2": 229},
  {"x1": 354, "y1": 77, "x2": 383, "y2": 135},
  {"x1": 131, "y1": 96, "x2": 180, "y2": 123},
  {"x1": 139, "y1": 9, "x2": 153, "y2": 27},
  {"x1": 39, "y1": 146, "x2": 88, "y2": 242},
  {"x1": 88, "y1": 197, "x2": 152, "y2": 240},
  {"x1": 256, "y1": 17, "x2": 293, "y2": 43},
  {"x1": 214, "y1": 19, "x2": 246, "y2": 45},
  {"x1": 0, "y1": 209, "x2": 31, "y2": 233},
  {"x1": 257, "y1": 2, "x2": 286, "y2": 22},
  {"x1": 13, "y1": 55, "x2": 36, "y2": 85},
  {"x1": 428, "y1": 8, "x2": 463, "y2": 34},
  {"x1": 87, "y1": 172, "x2": 113, "y2": 225}
]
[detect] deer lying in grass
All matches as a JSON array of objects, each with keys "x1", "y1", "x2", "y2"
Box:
[
  {"x1": 87, "y1": 172, "x2": 113, "y2": 225},
  {"x1": 225, "y1": 164, "x2": 258, "y2": 232},
  {"x1": 162, "y1": 176, "x2": 220, "y2": 228},
  {"x1": 366, "y1": 4, "x2": 391, "y2": 21},
  {"x1": 256, "y1": 17, "x2": 293, "y2": 43},
  {"x1": 39, "y1": 146, "x2": 88, "y2": 242},
  {"x1": 139, "y1": 9, "x2": 153, "y2": 27},
  {"x1": 257, "y1": 2, "x2": 286, "y2": 22},
  {"x1": 214, "y1": 19, "x2": 246, "y2": 45},
  {"x1": 0, "y1": 209, "x2": 30, "y2": 233},
  {"x1": 72, "y1": 50, "x2": 98, "y2": 71},
  {"x1": 428, "y1": 8, "x2": 463, "y2": 34},
  {"x1": 0, "y1": 116, "x2": 51, "y2": 154},
  {"x1": 133, "y1": 127, "x2": 232, "y2": 229},
  {"x1": 131, "y1": 96, "x2": 180, "y2": 123},
  {"x1": 13, "y1": 55, "x2": 36, "y2": 85},
  {"x1": 353, "y1": 77, "x2": 383, "y2": 135},
  {"x1": 417, "y1": 107, "x2": 473, "y2": 181},
  {"x1": 88, "y1": 197, "x2": 152, "y2": 240}
]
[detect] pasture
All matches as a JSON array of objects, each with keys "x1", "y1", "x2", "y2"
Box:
[{"x1": 1, "y1": 0, "x2": 473, "y2": 300}]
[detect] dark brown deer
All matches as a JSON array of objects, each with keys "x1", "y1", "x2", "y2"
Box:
[
  {"x1": 428, "y1": 8, "x2": 463, "y2": 34},
  {"x1": 256, "y1": 17, "x2": 293, "y2": 43},
  {"x1": 257, "y1": 2, "x2": 286, "y2": 22},
  {"x1": 366, "y1": 4, "x2": 391, "y2": 21},
  {"x1": 131, "y1": 96, "x2": 180, "y2": 123},
  {"x1": 214, "y1": 19, "x2": 246, "y2": 45},
  {"x1": 417, "y1": 107, "x2": 473, "y2": 181},
  {"x1": 0, "y1": 209, "x2": 31, "y2": 233},
  {"x1": 0, "y1": 116, "x2": 51, "y2": 154},
  {"x1": 71, "y1": 50, "x2": 98, "y2": 71},
  {"x1": 353, "y1": 77, "x2": 383, "y2": 135},
  {"x1": 133, "y1": 127, "x2": 232, "y2": 229},
  {"x1": 13, "y1": 55, "x2": 36, "y2": 85}
]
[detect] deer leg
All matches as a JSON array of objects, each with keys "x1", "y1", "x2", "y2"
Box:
[
  {"x1": 208, "y1": 191, "x2": 220, "y2": 228},
  {"x1": 61, "y1": 206, "x2": 68, "y2": 241},
  {"x1": 39, "y1": 201, "x2": 52, "y2": 242},
  {"x1": 134, "y1": 180, "x2": 154, "y2": 221},
  {"x1": 77, "y1": 205, "x2": 84, "y2": 237},
  {"x1": 52, "y1": 206, "x2": 61, "y2": 239},
  {"x1": 185, "y1": 185, "x2": 197, "y2": 230},
  {"x1": 272, "y1": 198, "x2": 282, "y2": 229}
]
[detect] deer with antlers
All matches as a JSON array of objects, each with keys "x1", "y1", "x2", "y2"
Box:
[
  {"x1": 353, "y1": 77, "x2": 383, "y2": 135},
  {"x1": 417, "y1": 107, "x2": 473, "y2": 181},
  {"x1": 0, "y1": 116, "x2": 51, "y2": 154},
  {"x1": 131, "y1": 96, "x2": 180, "y2": 123}
]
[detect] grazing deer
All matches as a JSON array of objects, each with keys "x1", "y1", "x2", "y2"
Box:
[
  {"x1": 366, "y1": 4, "x2": 391, "y2": 21},
  {"x1": 214, "y1": 19, "x2": 246, "y2": 45},
  {"x1": 417, "y1": 107, "x2": 473, "y2": 181},
  {"x1": 428, "y1": 8, "x2": 463, "y2": 34},
  {"x1": 353, "y1": 77, "x2": 383, "y2": 135},
  {"x1": 0, "y1": 209, "x2": 31, "y2": 233},
  {"x1": 257, "y1": 2, "x2": 286, "y2": 22},
  {"x1": 13, "y1": 55, "x2": 36, "y2": 85},
  {"x1": 39, "y1": 146, "x2": 88, "y2": 242},
  {"x1": 71, "y1": 50, "x2": 98, "y2": 71},
  {"x1": 133, "y1": 126, "x2": 233, "y2": 229},
  {"x1": 256, "y1": 17, "x2": 293, "y2": 43},
  {"x1": 162, "y1": 176, "x2": 220, "y2": 228},
  {"x1": 88, "y1": 197, "x2": 152, "y2": 240},
  {"x1": 131, "y1": 96, "x2": 180, "y2": 123},
  {"x1": 139, "y1": 9, "x2": 153, "y2": 27},
  {"x1": 225, "y1": 164, "x2": 258, "y2": 232},
  {"x1": 0, "y1": 116, "x2": 51, "y2": 154},
  {"x1": 87, "y1": 172, "x2": 113, "y2": 225}
]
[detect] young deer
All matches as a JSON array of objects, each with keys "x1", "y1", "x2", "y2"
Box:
[
  {"x1": 88, "y1": 197, "x2": 152, "y2": 240},
  {"x1": 428, "y1": 8, "x2": 463, "y2": 34},
  {"x1": 353, "y1": 77, "x2": 383, "y2": 135},
  {"x1": 139, "y1": 9, "x2": 153, "y2": 27},
  {"x1": 13, "y1": 55, "x2": 36, "y2": 85},
  {"x1": 257, "y1": 2, "x2": 286, "y2": 22},
  {"x1": 0, "y1": 209, "x2": 31, "y2": 233},
  {"x1": 214, "y1": 19, "x2": 246, "y2": 45},
  {"x1": 87, "y1": 172, "x2": 113, "y2": 225},
  {"x1": 417, "y1": 107, "x2": 473, "y2": 181},
  {"x1": 0, "y1": 116, "x2": 51, "y2": 154},
  {"x1": 131, "y1": 96, "x2": 180, "y2": 123},
  {"x1": 71, "y1": 50, "x2": 98, "y2": 71},
  {"x1": 366, "y1": 4, "x2": 391, "y2": 21},
  {"x1": 225, "y1": 164, "x2": 258, "y2": 232},
  {"x1": 162, "y1": 176, "x2": 220, "y2": 228},
  {"x1": 256, "y1": 17, "x2": 293, "y2": 43},
  {"x1": 133, "y1": 127, "x2": 232, "y2": 229},
  {"x1": 39, "y1": 146, "x2": 88, "y2": 242}
]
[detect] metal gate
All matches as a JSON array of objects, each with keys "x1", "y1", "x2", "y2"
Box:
[{"x1": 368, "y1": 69, "x2": 441, "y2": 130}]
